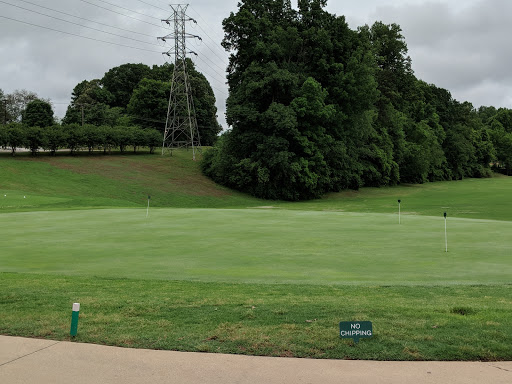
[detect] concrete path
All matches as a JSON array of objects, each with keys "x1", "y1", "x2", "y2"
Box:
[{"x1": 1, "y1": 336, "x2": 511, "y2": 383}]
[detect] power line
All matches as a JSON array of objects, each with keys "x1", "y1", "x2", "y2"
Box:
[
  {"x1": 189, "y1": 40, "x2": 227, "y2": 74},
  {"x1": 16, "y1": 0, "x2": 156, "y2": 38},
  {"x1": 190, "y1": 37, "x2": 229, "y2": 69},
  {"x1": 78, "y1": 0, "x2": 168, "y2": 29},
  {"x1": 188, "y1": 6, "x2": 228, "y2": 49},
  {"x1": 89, "y1": 0, "x2": 161, "y2": 20},
  {"x1": 0, "y1": 15, "x2": 162, "y2": 53},
  {"x1": 132, "y1": 0, "x2": 168, "y2": 13},
  {"x1": 192, "y1": 55, "x2": 227, "y2": 85},
  {"x1": 0, "y1": 0, "x2": 162, "y2": 47}
]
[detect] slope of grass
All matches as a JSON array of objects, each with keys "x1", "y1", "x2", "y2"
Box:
[
  {"x1": 2, "y1": 150, "x2": 512, "y2": 221},
  {"x1": 0, "y1": 151, "x2": 264, "y2": 211},
  {"x1": 277, "y1": 175, "x2": 512, "y2": 221}
]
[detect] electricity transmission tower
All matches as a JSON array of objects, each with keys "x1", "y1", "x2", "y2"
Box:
[{"x1": 159, "y1": 4, "x2": 202, "y2": 160}]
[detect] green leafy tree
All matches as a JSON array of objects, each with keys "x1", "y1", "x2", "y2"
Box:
[
  {"x1": 206, "y1": 0, "x2": 382, "y2": 199},
  {"x1": 7, "y1": 123, "x2": 26, "y2": 156},
  {"x1": 145, "y1": 129, "x2": 163, "y2": 154},
  {"x1": 101, "y1": 63, "x2": 151, "y2": 109},
  {"x1": 43, "y1": 126, "x2": 68, "y2": 155},
  {"x1": 127, "y1": 78, "x2": 169, "y2": 130},
  {"x1": 0, "y1": 123, "x2": 8, "y2": 147},
  {"x1": 63, "y1": 79, "x2": 114, "y2": 126},
  {"x1": 82, "y1": 124, "x2": 105, "y2": 153},
  {"x1": 0, "y1": 88, "x2": 7, "y2": 125},
  {"x1": 24, "y1": 126, "x2": 47, "y2": 155},
  {"x1": 147, "y1": 63, "x2": 174, "y2": 82},
  {"x1": 127, "y1": 61, "x2": 222, "y2": 145},
  {"x1": 489, "y1": 118, "x2": 512, "y2": 174},
  {"x1": 63, "y1": 124, "x2": 86, "y2": 154},
  {"x1": 22, "y1": 99, "x2": 55, "y2": 127}
]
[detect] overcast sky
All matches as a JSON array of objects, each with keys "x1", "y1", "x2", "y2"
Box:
[{"x1": 1, "y1": 0, "x2": 511, "y2": 129}]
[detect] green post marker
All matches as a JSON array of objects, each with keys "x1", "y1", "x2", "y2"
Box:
[{"x1": 70, "y1": 303, "x2": 80, "y2": 337}]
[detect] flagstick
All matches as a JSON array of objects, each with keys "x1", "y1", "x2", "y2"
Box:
[
  {"x1": 398, "y1": 199, "x2": 401, "y2": 224},
  {"x1": 444, "y1": 212, "x2": 448, "y2": 252},
  {"x1": 146, "y1": 195, "x2": 151, "y2": 218}
]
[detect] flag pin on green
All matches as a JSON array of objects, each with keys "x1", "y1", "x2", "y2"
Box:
[{"x1": 70, "y1": 303, "x2": 80, "y2": 337}]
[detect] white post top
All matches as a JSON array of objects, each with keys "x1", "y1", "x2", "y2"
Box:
[{"x1": 72, "y1": 303, "x2": 80, "y2": 312}]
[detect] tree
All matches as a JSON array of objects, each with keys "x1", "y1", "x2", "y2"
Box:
[
  {"x1": 24, "y1": 126, "x2": 47, "y2": 155},
  {"x1": 188, "y1": 61, "x2": 223, "y2": 145},
  {"x1": 145, "y1": 129, "x2": 163, "y2": 154},
  {"x1": 101, "y1": 63, "x2": 151, "y2": 109},
  {"x1": 4, "y1": 89, "x2": 39, "y2": 123},
  {"x1": 6, "y1": 123, "x2": 26, "y2": 156},
  {"x1": 63, "y1": 79, "x2": 114, "y2": 126},
  {"x1": 63, "y1": 124, "x2": 86, "y2": 154},
  {"x1": 489, "y1": 118, "x2": 512, "y2": 174},
  {"x1": 204, "y1": 0, "x2": 383, "y2": 199},
  {"x1": 0, "y1": 88, "x2": 7, "y2": 125},
  {"x1": 22, "y1": 99, "x2": 55, "y2": 128},
  {"x1": 127, "y1": 61, "x2": 222, "y2": 145},
  {"x1": 0, "y1": 123, "x2": 8, "y2": 147},
  {"x1": 43, "y1": 126, "x2": 68, "y2": 156},
  {"x1": 127, "y1": 78, "x2": 169, "y2": 130}
]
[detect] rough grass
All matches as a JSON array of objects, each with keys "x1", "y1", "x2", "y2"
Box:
[{"x1": 1, "y1": 274, "x2": 510, "y2": 361}]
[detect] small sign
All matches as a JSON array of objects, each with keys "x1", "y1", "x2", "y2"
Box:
[{"x1": 340, "y1": 321, "x2": 373, "y2": 343}]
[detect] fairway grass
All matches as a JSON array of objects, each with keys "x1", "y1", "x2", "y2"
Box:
[{"x1": 1, "y1": 152, "x2": 511, "y2": 360}]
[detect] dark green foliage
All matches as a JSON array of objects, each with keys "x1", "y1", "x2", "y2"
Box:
[
  {"x1": 0, "y1": 123, "x2": 161, "y2": 156},
  {"x1": 24, "y1": 126, "x2": 46, "y2": 156},
  {"x1": 486, "y1": 110, "x2": 512, "y2": 175},
  {"x1": 62, "y1": 62, "x2": 221, "y2": 145},
  {"x1": 127, "y1": 78, "x2": 170, "y2": 130},
  {"x1": 203, "y1": 0, "x2": 503, "y2": 200},
  {"x1": 145, "y1": 129, "x2": 163, "y2": 154},
  {"x1": 101, "y1": 63, "x2": 151, "y2": 108},
  {"x1": 6, "y1": 123, "x2": 26, "y2": 155},
  {"x1": 42, "y1": 125, "x2": 68, "y2": 155},
  {"x1": 62, "y1": 79, "x2": 115, "y2": 126},
  {"x1": 22, "y1": 99, "x2": 55, "y2": 128}
]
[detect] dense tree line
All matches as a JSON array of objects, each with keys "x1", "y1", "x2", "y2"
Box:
[
  {"x1": 62, "y1": 60, "x2": 222, "y2": 146},
  {"x1": 202, "y1": 0, "x2": 512, "y2": 200},
  {"x1": 1, "y1": 59, "x2": 220, "y2": 155},
  {"x1": 0, "y1": 123, "x2": 162, "y2": 156}
]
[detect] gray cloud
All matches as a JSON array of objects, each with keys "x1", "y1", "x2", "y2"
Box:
[
  {"x1": 369, "y1": 0, "x2": 512, "y2": 107},
  {"x1": 1, "y1": 0, "x2": 510, "y2": 128}
]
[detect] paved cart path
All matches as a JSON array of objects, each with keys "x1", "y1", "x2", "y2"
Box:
[{"x1": 1, "y1": 336, "x2": 511, "y2": 384}]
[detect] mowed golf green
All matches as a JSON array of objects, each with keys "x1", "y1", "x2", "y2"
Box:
[
  {"x1": 1, "y1": 208, "x2": 511, "y2": 285},
  {"x1": 1, "y1": 151, "x2": 511, "y2": 360}
]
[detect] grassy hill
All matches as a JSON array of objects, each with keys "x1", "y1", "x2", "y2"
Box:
[
  {"x1": 2, "y1": 150, "x2": 511, "y2": 220},
  {"x1": 1, "y1": 150, "x2": 511, "y2": 360},
  {"x1": 0, "y1": 150, "x2": 264, "y2": 211}
]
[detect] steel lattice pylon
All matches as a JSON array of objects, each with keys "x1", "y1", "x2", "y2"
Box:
[{"x1": 159, "y1": 4, "x2": 201, "y2": 160}]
